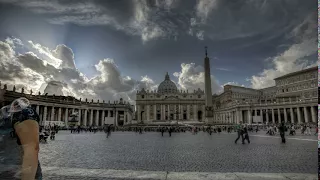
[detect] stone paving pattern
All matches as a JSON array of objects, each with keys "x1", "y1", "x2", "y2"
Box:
[{"x1": 38, "y1": 130, "x2": 317, "y2": 174}]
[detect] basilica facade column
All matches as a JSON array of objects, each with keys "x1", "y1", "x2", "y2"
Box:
[
  {"x1": 187, "y1": 105, "x2": 190, "y2": 120},
  {"x1": 179, "y1": 104, "x2": 182, "y2": 120},
  {"x1": 266, "y1": 109, "x2": 269, "y2": 124},
  {"x1": 137, "y1": 105, "x2": 141, "y2": 121},
  {"x1": 146, "y1": 105, "x2": 150, "y2": 121},
  {"x1": 193, "y1": 105, "x2": 197, "y2": 121},
  {"x1": 202, "y1": 105, "x2": 205, "y2": 121},
  {"x1": 153, "y1": 104, "x2": 157, "y2": 120},
  {"x1": 50, "y1": 106, "x2": 55, "y2": 121},
  {"x1": 277, "y1": 108, "x2": 281, "y2": 123}
]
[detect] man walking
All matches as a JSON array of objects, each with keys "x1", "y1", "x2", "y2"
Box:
[
  {"x1": 279, "y1": 122, "x2": 286, "y2": 143},
  {"x1": 242, "y1": 124, "x2": 250, "y2": 144},
  {"x1": 235, "y1": 122, "x2": 244, "y2": 144}
]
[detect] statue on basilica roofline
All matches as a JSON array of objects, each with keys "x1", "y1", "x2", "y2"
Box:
[
  {"x1": 21, "y1": 87, "x2": 24, "y2": 94},
  {"x1": 30, "y1": 89, "x2": 33, "y2": 95},
  {"x1": 85, "y1": 98, "x2": 88, "y2": 102},
  {"x1": 13, "y1": 85, "x2": 16, "y2": 92},
  {"x1": 3, "y1": 84, "x2": 7, "y2": 90}
]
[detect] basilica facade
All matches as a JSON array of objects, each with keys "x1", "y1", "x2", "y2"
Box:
[{"x1": 136, "y1": 66, "x2": 318, "y2": 125}]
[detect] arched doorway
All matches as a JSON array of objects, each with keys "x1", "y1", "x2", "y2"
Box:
[
  {"x1": 198, "y1": 111, "x2": 202, "y2": 121},
  {"x1": 140, "y1": 111, "x2": 145, "y2": 121}
]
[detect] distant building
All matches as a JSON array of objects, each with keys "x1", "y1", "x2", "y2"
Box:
[
  {"x1": 136, "y1": 66, "x2": 317, "y2": 125},
  {"x1": 0, "y1": 87, "x2": 134, "y2": 127}
]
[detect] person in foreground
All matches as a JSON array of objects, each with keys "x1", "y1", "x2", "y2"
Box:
[{"x1": 1, "y1": 97, "x2": 42, "y2": 180}]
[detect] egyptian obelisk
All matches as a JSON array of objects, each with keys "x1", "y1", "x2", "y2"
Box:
[{"x1": 204, "y1": 47, "x2": 214, "y2": 124}]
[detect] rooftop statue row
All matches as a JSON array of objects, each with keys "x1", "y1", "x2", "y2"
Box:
[
  {"x1": 0, "y1": 82, "x2": 131, "y2": 106},
  {"x1": 137, "y1": 88, "x2": 205, "y2": 94}
]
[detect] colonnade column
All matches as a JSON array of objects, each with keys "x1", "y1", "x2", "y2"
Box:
[
  {"x1": 297, "y1": 107, "x2": 302, "y2": 124},
  {"x1": 193, "y1": 105, "x2": 197, "y2": 121},
  {"x1": 64, "y1": 108, "x2": 68, "y2": 127},
  {"x1": 272, "y1": 109, "x2": 275, "y2": 124},
  {"x1": 78, "y1": 109, "x2": 81, "y2": 126},
  {"x1": 89, "y1": 109, "x2": 93, "y2": 126},
  {"x1": 102, "y1": 110, "x2": 105, "y2": 125},
  {"x1": 43, "y1": 106, "x2": 47, "y2": 126},
  {"x1": 290, "y1": 108, "x2": 294, "y2": 124},
  {"x1": 115, "y1": 110, "x2": 119, "y2": 126},
  {"x1": 277, "y1": 108, "x2": 281, "y2": 123},
  {"x1": 284, "y1": 108, "x2": 288, "y2": 123},
  {"x1": 58, "y1": 108, "x2": 61, "y2": 122},
  {"x1": 311, "y1": 106, "x2": 316, "y2": 123},
  {"x1": 50, "y1": 106, "x2": 55, "y2": 121},
  {"x1": 84, "y1": 109, "x2": 88, "y2": 126},
  {"x1": 266, "y1": 109, "x2": 269, "y2": 124},
  {"x1": 95, "y1": 110, "x2": 99, "y2": 126},
  {"x1": 303, "y1": 107, "x2": 309, "y2": 123},
  {"x1": 36, "y1": 105, "x2": 40, "y2": 115}
]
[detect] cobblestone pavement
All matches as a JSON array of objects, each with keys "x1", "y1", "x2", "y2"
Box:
[{"x1": 37, "y1": 130, "x2": 317, "y2": 174}]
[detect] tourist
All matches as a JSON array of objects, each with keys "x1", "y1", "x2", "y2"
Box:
[
  {"x1": 242, "y1": 124, "x2": 250, "y2": 144},
  {"x1": 1, "y1": 97, "x2": 43, "y2": 179},
  {"x1": 279, "y1": 122, "x2": 286, "y2": 143},
  {"x1": 235, "y1": 122, "x2": 244, "y2": 144},
  {"x1": 306, "y1": 124, "x2": 311, "y2": 135}
]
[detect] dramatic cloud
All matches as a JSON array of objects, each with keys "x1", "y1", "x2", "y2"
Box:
[
  {"x1": 173, "y1": 63, "x2": 222, "y2": 94},
  {"x1": 250, "y1": 12, "x2": 317, "y2": 89}
]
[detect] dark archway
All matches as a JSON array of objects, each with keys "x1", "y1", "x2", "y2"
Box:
[
  {"x1": 140, "y1": 111, "x2": 145, "y2": 121},
  {"x1": 198, "y1": 111, "x2": 202, "y2": 121}
]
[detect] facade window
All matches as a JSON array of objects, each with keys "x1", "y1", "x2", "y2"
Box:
[
  {"x1": 142, "y1": 95, "x2": 144, "y2": 99},
  {"x1": 110, "y1": 111, "x2": 113, "y2": 117}
]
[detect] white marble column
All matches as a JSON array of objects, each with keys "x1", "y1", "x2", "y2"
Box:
[
  {"x1": 146, "y1": 105, "x2": 150, "y2": 121},
  {"x1": 272, "y1": 109, "x2": 275, "y2": 124},
  {"x1": 89, "y1": 109, "x2": 93, "y2": 126},
  {"x1": 115, "y1": 110, "x2": 118, "y2": 126},
  {"x1": 290, "y1": 108, "x2": 294, "y2": 124},
  {"x1": 277, "y1": 108, "x2": 281, "y2": 123},
  {"x1": 311, "y1": 106, "x2": 316, "y2": 123},
  {"x1": 137, "y1": 105, "x2": 141, "y2": 121},
  {"x1": 64, "y1": 108, "x2": 68, "y2": 127},
  {"x1": 193, "y1": 105, "x2": 197, "y2": 121},
  {"x1": 187, "y1": 105, "x2": 190, "y2": 120},
  {"x1": 78, "y1": 109, "x2": 81, "y2": 125},
  {"x1": 153, "y1": 104, "x2": 157, "y2": 120},
  {"x1": 297, "y1": 107, "x2": 302, "y2": 124},
  {"x1": 303, "y1": 107, "x2": 309, "y2": 123},
  {"x1": 202, "y1": 105, "x2": 205, "y2": 121},
  {"x1": 102, "y1": 110, "x2": 105, "y2": 125},
  {"x1": 36, "y1": 105, "x2": 40, "y2": 115},
  {"x1": 43, "y1": 106, "x2": 47, "y2": 126},
  {"x1": 58, "y1": 108, "x2": 61, "y2": 121},
  {"x1": 284, "y1": 108, "x2": 288, "y2": 123},
  {"x1": 50, "y1": 106, "x2": 55, "y2": 121},
  {"x1": 84, "y1": 109, "x2": 88, "y2": 126},
  {"x1": 95, "y1": 110, "x2": 99, "y2": 126},
  {"x1": 266, "y1": 109, "x2": 269, "y2": 124}
]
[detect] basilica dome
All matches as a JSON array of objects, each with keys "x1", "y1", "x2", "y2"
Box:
[{"x1": 157, "y1": 72, "x2": 178, "y2": 94}]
